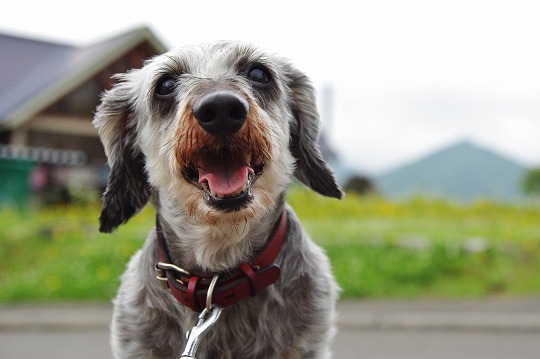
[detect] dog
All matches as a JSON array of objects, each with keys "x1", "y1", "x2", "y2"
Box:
[{"x1": 93, "y1": 42, "x2": 343, "y2": 359}]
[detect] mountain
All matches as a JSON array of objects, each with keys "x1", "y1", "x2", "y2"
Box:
[{"x1": 375, "y1": 141, "x2": 527, "y2": 202}]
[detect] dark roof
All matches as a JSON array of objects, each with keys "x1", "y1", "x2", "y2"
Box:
[
  {"x1": 0, "y1": 26, "x2": 167, "y2": 129},
  {"x1": 0, "y1": 35, "x2": 74, "y2": 122}
]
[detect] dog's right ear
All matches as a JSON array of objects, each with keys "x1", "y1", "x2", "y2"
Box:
[
  {"x1": 285, "y1": 65, "x2": 344, "y2": 200},
  {"x1": 93, "y1": 73, "x2": 150, "y2": 233}
]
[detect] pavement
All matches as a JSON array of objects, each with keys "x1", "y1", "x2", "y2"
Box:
[{"x1": 1, "y1": 297, "x2": 540, "y2": 358}]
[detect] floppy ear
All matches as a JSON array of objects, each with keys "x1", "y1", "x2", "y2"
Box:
[
  {"x1": 286, "y1": 66, "x2": 343, "y2": 199},
  {"x1": 93, "y1": 73, "x2": 150, "y2": 233}
]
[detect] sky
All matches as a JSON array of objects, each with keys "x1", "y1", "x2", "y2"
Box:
[{"x1": 2, "y1": 0, "x2": 540, "y2": 174}]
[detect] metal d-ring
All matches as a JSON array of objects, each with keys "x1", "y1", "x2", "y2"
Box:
[{"x1": 206, "y1": 273, "x2": 220, "y2": 311}]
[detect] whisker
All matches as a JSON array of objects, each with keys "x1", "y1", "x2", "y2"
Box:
[{"x1": 160, "y1": 137, "x2": 176, "y2": 150}]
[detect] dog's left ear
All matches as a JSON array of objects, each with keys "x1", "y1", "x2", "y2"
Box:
[
  {"x1": 93, "y1": 73, "x2": 151, "y2": 233},
  {"x1": 286, "y1": 65, "x2": 343, "y2": 199}
]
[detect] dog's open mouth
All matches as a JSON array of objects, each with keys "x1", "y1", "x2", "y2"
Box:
[{"x1": 182, "y1": 149, "x2": 264, "y2": 211}]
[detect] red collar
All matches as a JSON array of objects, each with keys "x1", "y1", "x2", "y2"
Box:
[{"x1": 155, "y1": 209, "x2": 288, "y2": 312}]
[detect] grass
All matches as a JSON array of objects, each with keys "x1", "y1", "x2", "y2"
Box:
[
  {"x1": 1, "y1": 188, "x2": 540, "y2": 302},
  {"x1": 0, "y1": 204, "x2": 153, "y2": 302},
  {"x1": 289, "y1": 189, "x2": 540, "y2": 298}
]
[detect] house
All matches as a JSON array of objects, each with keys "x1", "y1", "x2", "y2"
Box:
[{"x1": 0, "y1": 27, "x2": 167, "y2": 205}]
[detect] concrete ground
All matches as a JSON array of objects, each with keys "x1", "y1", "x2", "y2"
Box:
[{"x1": 1, "y1": 297, "x2": 540, "y2": 358}]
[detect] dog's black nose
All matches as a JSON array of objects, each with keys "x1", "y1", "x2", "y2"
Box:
[{"x1": 193, "y1": 91, "x2": 249, "y2": 136}]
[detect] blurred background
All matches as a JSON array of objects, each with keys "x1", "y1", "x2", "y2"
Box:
[
  {"x1": 2, "y1": 0, "x2": 540, "y2": 203},
  {"x1": 1, "y1": 1, "x2": 540, "y2": 358}
]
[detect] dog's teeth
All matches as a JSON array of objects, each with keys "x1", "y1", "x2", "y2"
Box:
[
  {"x1": 231, "y1": 184, "x2": 248, "y2": 197},
  {"x1": 209, "y1": 183, "x2": 249, "y2": 199},
  {"x1": 203, "y1": 180, "x2": 250, "y2": 200}
]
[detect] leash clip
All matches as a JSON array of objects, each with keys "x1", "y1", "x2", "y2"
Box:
[
  {"x1": 179, "y1": 274, "x2": 222, "y2": 359},
  {"x1": 179, "y1": 305, "x2": 222, "y2": 359}
]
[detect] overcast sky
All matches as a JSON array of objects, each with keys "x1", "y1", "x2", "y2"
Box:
[{"x1": 2, "y1": 0, "x2": 540, "y2": 174}]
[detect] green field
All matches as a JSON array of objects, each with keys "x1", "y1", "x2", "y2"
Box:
[{"x1": 1, "y1": 188, "x2": 539, "y2": 302}]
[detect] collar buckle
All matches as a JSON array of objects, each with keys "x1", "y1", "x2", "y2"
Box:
[{"x1": 155, "y1": 262, "x2": 191, "y2": 288}]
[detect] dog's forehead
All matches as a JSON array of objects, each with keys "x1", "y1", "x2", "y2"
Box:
[{"x1": 159, "y1": 42, "x2": 279, "y2": 77}]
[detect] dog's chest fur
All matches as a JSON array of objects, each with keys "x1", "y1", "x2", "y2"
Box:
[{"x1": 112, "y1": 209, "x2": 338, "y2": 359}]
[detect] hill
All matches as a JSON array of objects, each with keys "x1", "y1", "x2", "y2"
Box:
[{"x1": 375, "y1": 141, "x2": 527, "y2": 202}]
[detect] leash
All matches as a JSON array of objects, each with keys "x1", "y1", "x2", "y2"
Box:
[{"x1": 154, "y1": 209, "x2": 289, "y2": 358}]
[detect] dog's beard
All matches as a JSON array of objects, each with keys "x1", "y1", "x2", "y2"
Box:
[{"x1": 174, "y1": 174, "x2": 276, "y2": 227}]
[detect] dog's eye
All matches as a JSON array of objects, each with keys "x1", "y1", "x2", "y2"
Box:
[
  {"x1": 247, "y1": 66, "x2": 271, "y2": 84},
  {"x1": 155, "y1": 77, "x2": 176, "y2": 96}
]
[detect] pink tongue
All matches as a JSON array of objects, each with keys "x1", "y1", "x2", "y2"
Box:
[{"x1": 198, "y1": 157, "x2": 253, "y2": 197}]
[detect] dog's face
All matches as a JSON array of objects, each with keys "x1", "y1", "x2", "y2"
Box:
[{"x1": 94, "y1": 42, "x2": 342, "y2": 232}]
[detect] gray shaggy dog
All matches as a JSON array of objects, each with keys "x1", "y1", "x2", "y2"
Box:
[{"x1": 93, "y1": 42, "x2": 342, "y2": 359}]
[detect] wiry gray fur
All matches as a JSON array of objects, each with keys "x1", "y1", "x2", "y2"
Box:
[{"x1": 94, "y1": 42, "x2": 342, "y2": 359}]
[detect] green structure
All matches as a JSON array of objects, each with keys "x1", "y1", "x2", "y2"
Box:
[{"x1": 0, "y1": 159, "x2": 35, "y2": 207}]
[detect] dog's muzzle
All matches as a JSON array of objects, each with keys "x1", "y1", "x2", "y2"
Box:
[{"x1": 182, "y1": 91, "x2": 265, "y2": 212}]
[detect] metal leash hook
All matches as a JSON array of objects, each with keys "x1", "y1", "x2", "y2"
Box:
[{"x1": 179, "y1": 274, "x2": 222, "y2": 359}]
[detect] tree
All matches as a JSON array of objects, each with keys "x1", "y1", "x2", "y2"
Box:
[
  {"x1": 522, "y1": 168, "x2": 540, "y2": 195},
  {"x1": 344, "y1": 175, "x2": 377, "y2": 195}
]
